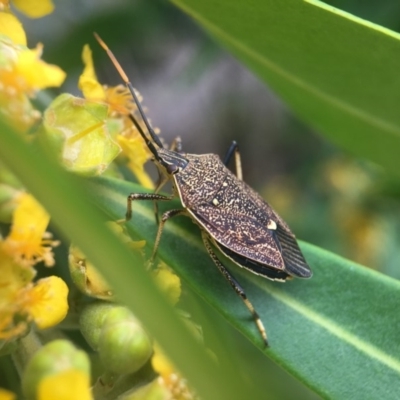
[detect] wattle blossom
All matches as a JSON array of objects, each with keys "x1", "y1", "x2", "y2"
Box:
[
  {"x1": 0, "y1": 194, "x2": 68, "y2": 339},
  {"x1": 79, "y1": 44, "x2": 156, "y2": 188}
]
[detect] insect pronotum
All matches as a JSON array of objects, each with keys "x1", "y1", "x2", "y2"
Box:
[{"x1": 94, "y1": 33, "x2": 312, "y2": 346}]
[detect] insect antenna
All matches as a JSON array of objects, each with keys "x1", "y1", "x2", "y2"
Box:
[{"x1": 93, "y1": 33, "x2": 164, "y2": 159}]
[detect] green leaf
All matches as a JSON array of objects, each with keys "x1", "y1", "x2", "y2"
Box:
[
  {"x1": 88, "y1": 176, "x2": 400, "y2": 400},
  {"x1": 0, "y1": 121, "x2": 261, "y2": 400},
  {"x1": 171, "y1": 0, "x2": 400, "y2": 176}
]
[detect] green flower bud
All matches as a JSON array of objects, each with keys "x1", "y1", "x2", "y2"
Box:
[
  {"x1": 80, "y1": 303, "x2": 152, "y2": 375},
  {"x1": 22, "y1": 339, "x2": 90, "y2": 400},
  {"x1": 99, "y1": 308, "x2": 152, "y2": 375},
  {"x1": 40, "y1": 93, "x2": 121, "y2": 176},
  {"x1": 79, "y1": 301, "x2": 116, "y2": 350}
]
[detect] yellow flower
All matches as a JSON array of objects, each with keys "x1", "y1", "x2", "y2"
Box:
[
  {"x1": 0, "y1": 388, "x2": 15, "y2": 400},
  {"x1": 117, "y1": 134, "x2": 155, "y2": 188},
  {"x1": 78, "y1": 44, "x2": 106, "y2": 100},
  {"x1": 22, "y1": 340, "x2": 92, "y2": 400},
  {"x1": 22, "y1": 276, "x2": 69, "y2": 330},
  {"x1": 15, "y1": 43, "x2": 65, "y2": 92},
  {"x1": 0, "y1": 40, "x2": 65, "y2": 97},
  {"x1": 69, "y1": 244, "x2": 113, "y2": 300},
  {"x1": 0, "y1": 35, "x2": 66, "y2": 130},
  {"x1": 0, "y1": 191, "x2": 67, "y2": 337},
  {"x1": 69, "y1": 223, "x2": 146, "y2": 299},
  {"x1": 2, "y1": 193, "x2": 59, "y2": 267},
  {"x1": 41, "y1": 93, "x2": 122, "y2": 176},
  {"x1": 148, "y1": 261, "x2": 196, "y2": 399},
  {"x1": 79, "y1": 44, "x2": 156, "y2": 188},
  {"x1": 0, "y1": 247, "x2": 35, "y2": 339},
  {"x1": 119, "y1": 379, "x2": 169, "y2": 400},
  {"x1": 0, "y1": 12, "x2": 26, "y2": 45},
  {"x1": 0, "y1": 247, "x2": 68, "y2": 337},
  {"x1": 151, "y1": 316, "x2": 203, "y2": 400},
  {"x1": 152, "y1": 261, "x2": 181, "y2": 306},
  {"x1": 152, "y1": 342, "x2": 175, "y2": 378},
  {"x1": 152, "y1": 343, "x2": 198, "y2": 400},
  {"x1": 12, "y1": 0, "x2": 54, "y2": 19},
  {"x1": 38, "y1": 369, "x2": 92, "y2": 400}
]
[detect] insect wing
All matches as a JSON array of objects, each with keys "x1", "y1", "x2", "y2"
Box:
[
  {"x1": 236, "y1": 178, "x2": 312, "y2": 278},
  {"x1": 274, "y1": 223, "x2": 312, "y2": 278},
  {"x1": 174, "y1": 153, "x2": 312, "y2": 278},
  {"x1": 190, "y1": 204, "x2": 285, "y2": 269},
  {"x1": 222, "y1": 174, "x2": 312, "y2": 279},
  {"x1": 190, "y1": 203, "x2": 311, "y2": 279}
]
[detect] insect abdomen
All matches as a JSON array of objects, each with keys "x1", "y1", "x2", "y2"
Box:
[
  {"x1": 215, "y1": 242, "x2": 291, "y2": 281},
  {"x1": 176, "y1": 154, "x2": 311, "y2": 278}
]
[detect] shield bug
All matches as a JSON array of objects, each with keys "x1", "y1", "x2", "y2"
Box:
[{"x1": 94, "y1": 34, "x2": 312, "y2": 346}]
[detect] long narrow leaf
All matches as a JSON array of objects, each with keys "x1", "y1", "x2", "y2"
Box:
[
  {"x1": 171, "y1": 0, "x2": 400, "y2": 176},
  {"x1": 0, "y1": 122, "x2": 259, "y2": 400},
  {"x1": 89, "y1": 175, "x2": 400, "y2": 400}
]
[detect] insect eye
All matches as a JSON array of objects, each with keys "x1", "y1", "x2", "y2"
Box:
[{"x1": 166, "y1": 164, "x2": 179, "y2": 174}]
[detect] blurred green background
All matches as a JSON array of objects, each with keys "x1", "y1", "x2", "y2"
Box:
[{"x1": 14, "y1": 0, "x2": 400, "y2": 398}]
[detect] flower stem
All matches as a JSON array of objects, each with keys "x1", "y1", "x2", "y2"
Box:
[{"x1": 11, "y1": 329, "x2": 42, "y2": 377}]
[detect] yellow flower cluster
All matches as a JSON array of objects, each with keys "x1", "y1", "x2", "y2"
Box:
[
  {"x1": 0, "y1": 2, "x2": 194, "y2": 399},
  {"x1": 0, "y1": 0, "x2": 65, "y2": 131},
  {"x1": 78, "y1": 44, "x2": 155, "y2": 187},
  {"x1": 0, "y1": 193, "x2": 68, "y2": 340},
  {"x1": 0, "y1": 2, "x2": 93, "y2": 399},
  {"x1": 0, "y1": 1, "x2": 69, "y2": 342}
]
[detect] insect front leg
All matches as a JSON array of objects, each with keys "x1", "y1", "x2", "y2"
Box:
[
  {"x1": 201, "y1": 231, "x2": 268, "y2": 346},
  {"x1": 125, "y1": 193, "x2": 174, "y2": 221},
  {"x1": 153, "y1": 173, "x2": 172, "y2": 225},
  {"x1": 223, "y1": 141, "x2": 243, "y2": 180},
  {"x1": 149, "y1": 209, "x2": 187, "y2": 265}
]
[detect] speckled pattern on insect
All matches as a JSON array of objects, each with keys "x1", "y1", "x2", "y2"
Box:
[{"x1": 95, "y1": 33, "x2": 312, "y2": 347}]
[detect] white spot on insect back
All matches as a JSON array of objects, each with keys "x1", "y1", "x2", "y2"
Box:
[
  {"x1": 213, "y1": 198, "x2": 219, "y2": 206},
  {"x1": 267, "y1": 220, "x2": 277, "y2": 230}
]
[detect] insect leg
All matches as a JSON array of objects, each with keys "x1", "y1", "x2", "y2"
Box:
[
  {"x1": 126, "y1": 193, "x2": 174, "y2": 221},
  {"x1": 223, "y1": 141, "x2": 243, "y2": 180},
  {"x1": 151, "y1": 134, "x2": 182, "y2": 223},
  {"x1": 152, "y1": 173, "x2": 172, "y2": 225},
  {"x1": 201, "y1": 231, "x2": 268, "y2": 346},
  {"x1": 149, "y1": 209, "x2": 187, "y2": 264},
  {"x1": 154, "y1": 174, "x2": 170, "y2": 195}
]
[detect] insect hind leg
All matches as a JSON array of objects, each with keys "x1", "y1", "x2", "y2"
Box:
[
  {"x1": 201, "y1": 231, "x2": 268, "y2": 347},
  {"x1": 223, "y1": 141, "x2": 243, "y2": 180}
]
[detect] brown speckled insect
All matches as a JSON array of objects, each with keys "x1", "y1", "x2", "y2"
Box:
[{"x1": 95, "y1": 34, "x2": 312, "y2": 346}]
